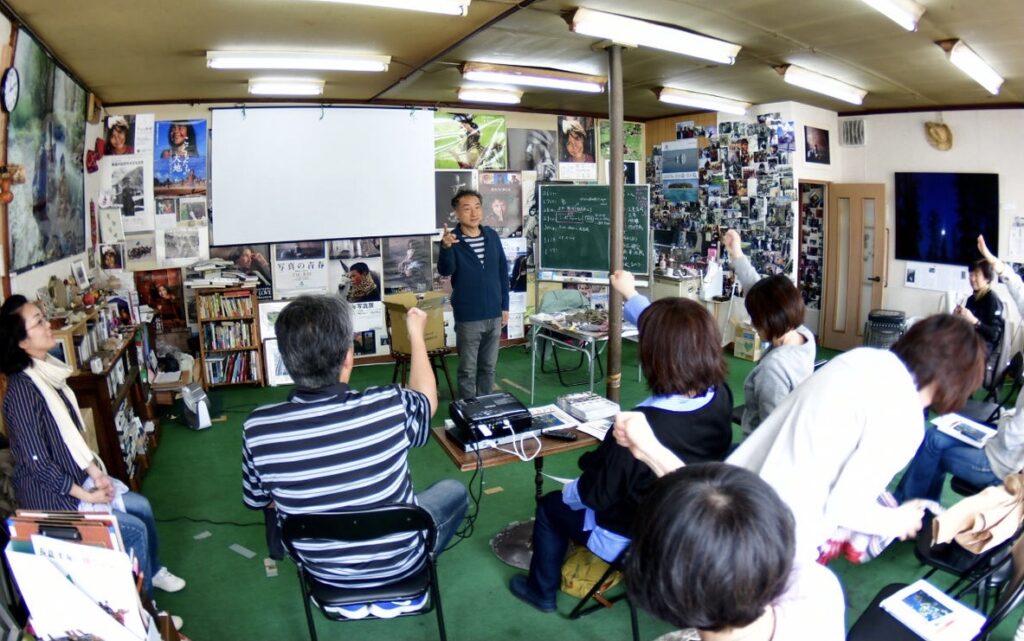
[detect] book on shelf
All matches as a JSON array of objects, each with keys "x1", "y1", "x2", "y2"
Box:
[
  {"x1": 557, "y1": 392, "x2": 620, "y2": 421},
  {"x1": 879, "y1": 579, "x2": 986, "y2": 641}
]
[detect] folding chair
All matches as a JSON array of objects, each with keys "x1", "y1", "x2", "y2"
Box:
[
  {"x1": 282, "y1": 505, "x2": 447, "y2": 641},
  {"x1": 849, "y1": 539, "x2": 1024, "y2": 641},
  {"x1": 961, "y1": 351, "x2": 1023, "y2": 424},
  {"x1": 567, "y1": 549, "x2": 640, "y2": 641}
]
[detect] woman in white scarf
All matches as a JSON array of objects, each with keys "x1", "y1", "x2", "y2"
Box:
[{"x1": 0, "y1": 295, "x2": 185, "y2": 595}]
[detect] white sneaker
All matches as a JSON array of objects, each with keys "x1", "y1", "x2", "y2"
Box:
[
  {"x1": 152, "y1": 567, "x2": 186, "y2": 592},
  {"x1": 171, "y1": 615, "x2": 183, "y2": 631}
]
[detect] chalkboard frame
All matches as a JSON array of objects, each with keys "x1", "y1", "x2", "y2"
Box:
[{"x1": 537, "y1": 184, "x2": 651, "y2": 275}]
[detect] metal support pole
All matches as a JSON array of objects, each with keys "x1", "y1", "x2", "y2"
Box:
[{"x1": 605, "y1": 44, "x2": 624, "y2": 403}]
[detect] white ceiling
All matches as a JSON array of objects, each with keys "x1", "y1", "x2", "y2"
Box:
[{"x1": 4, "y1": 0, "x2": 1021, "y2": 119}]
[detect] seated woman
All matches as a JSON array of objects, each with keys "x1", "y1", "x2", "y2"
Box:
[
  {"x1": 955, "y1": 258, "x2": 1004, "y2": 371},
  {"x1": 722, "y1": 229, "x2": 817, "y2": 434},
  {"x1": 896, "y1": 237, "x2": 1024, "y2": 503},
  {"x1": 619, "y1": 454, "x2": 845, "y2": 640},
  {"x1": 508, "y1": 296, "x2": 733, "y2": 612},
  {"x1": 614, "y1": 314, "x2": 985, "y2": 563},
  {"x1": 0, "y1": 295, "x2": 185, "y2": 596}
]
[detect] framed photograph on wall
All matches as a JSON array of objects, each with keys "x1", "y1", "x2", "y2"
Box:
[
  {"x1": 264, "y1": 339, "x2": 293, "y2": 387},
  {"x1": 48, "y1": 332, "x2": 73, "y2": 368},
  {"x1": 71, "y1": 260, "x2": 89, "y2": 288},
  {"x1": 257, "y1": 300, "x2": 290, "y2": 341}
]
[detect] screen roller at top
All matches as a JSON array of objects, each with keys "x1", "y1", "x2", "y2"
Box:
[{"x1": 211, "y1": 107, "x2": 436, "y2": 246}]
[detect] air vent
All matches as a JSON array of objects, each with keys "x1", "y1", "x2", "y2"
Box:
[{"x1": 840, "y1": 119, "x2": 865, "y2": 146}]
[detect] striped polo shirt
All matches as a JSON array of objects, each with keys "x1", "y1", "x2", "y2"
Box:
[
  {"x1": 242, "y1": 382, "x2": 431, "y2": 588},
  {"x1": 462, "y1": 234, "x2": 486, "y2": 265}
]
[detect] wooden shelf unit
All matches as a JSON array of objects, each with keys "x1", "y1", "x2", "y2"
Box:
[
  {"x1": 68, "y1": 324, "x2": 159, "y2": 491},
  {"x1": 196, "y1": 287, "x2": 264, "y2": 389}
]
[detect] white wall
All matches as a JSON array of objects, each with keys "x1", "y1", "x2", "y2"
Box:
[{"x1": 839, "y1": 109, "x2": 1024, "y2": 319}]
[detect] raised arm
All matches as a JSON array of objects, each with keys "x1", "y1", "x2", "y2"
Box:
[
  {"x1": 404, "y1": 307, "x2": 438, "y2": 417},
  {"x1": 612, "y1": 411, "x2": 685, "y2": 477},
  {"x1": 723, "y1": 229, "x2": 760, "y2": 292},
  {"x1": 979, "y1": 234, "x2": 1024, "y2": 312}
]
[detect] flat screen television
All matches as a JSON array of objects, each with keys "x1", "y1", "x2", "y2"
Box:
[{"x1": 894, "y1": 172, "x2": 999, "y2": 267}]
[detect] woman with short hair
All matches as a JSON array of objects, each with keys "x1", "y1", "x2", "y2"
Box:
[
  {"x1": 625, "y1": 461, "x2": 844, "y2": 640},
  {"x1": 508, "y1": 295, "x2": 732, "y2": 613},
  {"x1": 0, "y1": 295, "x2": 185, "y2": 596},
  {"x1": 723, "y1": 228, "x2": 816, "y2": 434}
]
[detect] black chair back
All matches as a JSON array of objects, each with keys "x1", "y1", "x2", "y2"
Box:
[{"x1": 282, "y1": 504, "x2": 436, "y2": 553}]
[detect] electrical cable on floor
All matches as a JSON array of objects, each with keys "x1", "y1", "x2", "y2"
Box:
[
  {"x1": 444, "y1": 446, "x2": 485, "y2": 552},
  {"x1": 156, "y1": 516, "x2": 263, "y2": 527}
]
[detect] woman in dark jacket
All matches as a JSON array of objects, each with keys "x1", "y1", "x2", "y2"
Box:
[
  {"x1": 955, "y1": 259, "x2": 1003, "y2": 359},
  {"x1": 508, "y1": 296, "x2": 732, "y2": 612}
]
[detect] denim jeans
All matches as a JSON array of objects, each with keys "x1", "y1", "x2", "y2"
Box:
[
  {"x1": 113, "y1": 491, "x2": 162, "y2": 593},
  {"x1": 894, "y1": 427, "x2": 1002, "y2": 502},
  {"x1": 455, "y1": 317, "x2": 503, "y2": 399},
  {"x1": 417, "y1": 479, "x2": 470, "y2": 556},
  {"x1": 525, "y1": 491, "x2": 590, "y2": 603}
]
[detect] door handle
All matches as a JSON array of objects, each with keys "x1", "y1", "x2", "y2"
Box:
[{"x1": 867, "y1": 276, "x2": 881, "y2": 282}]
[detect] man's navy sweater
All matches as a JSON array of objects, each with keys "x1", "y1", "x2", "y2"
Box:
[{"x1": 437, "y1": 225, "x2": 509, "y2": 323}]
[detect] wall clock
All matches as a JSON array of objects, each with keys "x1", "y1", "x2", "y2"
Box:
[{"x1": 1, "y1": 67, "x2": 19, "y2": 113}]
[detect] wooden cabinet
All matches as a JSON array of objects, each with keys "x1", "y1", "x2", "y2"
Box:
[
  {"x1": 68, "y1": 324, "x2": 159, "y2": 490},
  {"x1": 196, "y1": 287, "x2": 263, "y2": 388}
]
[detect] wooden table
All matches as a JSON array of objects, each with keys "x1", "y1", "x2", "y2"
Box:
[{"x1": 431, "y1": 426, "x2": 600, "y2": 502}]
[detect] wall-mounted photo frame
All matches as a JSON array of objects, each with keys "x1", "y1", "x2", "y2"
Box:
[
  {"x1": 257, "y1": 301, "x2": 290, "y2": 341},
  {"x1": 264, "y1": 339, "x2": 293, "y2": 387},
  {"x1": 71, "y1": 260, "x2": 89, "y2": 288}
]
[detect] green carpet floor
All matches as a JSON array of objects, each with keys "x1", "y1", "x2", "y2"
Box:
[{"x1": 142, "y1": 342, "x2": 1024, "y2": 640}]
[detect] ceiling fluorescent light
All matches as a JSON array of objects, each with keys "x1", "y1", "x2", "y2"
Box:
[
  {"x1": 656, "y1": 87, "x2": 750, "y2": 116},
  {"x1": 458, "y1": 87, "x2": 522, "y2": 104},
  {"x1": 859, "y1": 0, "x2": 925, "y2": 31},
  {"x1": 248, "y1": 78, "x2": 325, "y2": 96},
  {"x1": 779, "y1": 65, "x2": 867, "y2": 105},
  {"x1": 461, "y1": 62, "x2": 605, "y2": 94},
  {"x1": 208, "y1": 51, "x2": 390, "y2": 72},
  {"x1": 569, "y1": 8, "x2": 741, "y2": 65},
  {"x1": 305, "y1": 0, "x2": 470, "y2": 15},
  {"x1": 938, "y1": 39, "x2": 1003, "y2": 95}
]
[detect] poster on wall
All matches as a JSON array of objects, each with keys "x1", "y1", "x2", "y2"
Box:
[
  {"x1": 102, "y1": 155, "x2": 155, "y2": 232},
  {"x1": 337, "y1": 255, "x2": 383, "y2": 303},
  {"x1": 383, "y1": 236, "x2": 432, "y2": 295},
  {"x1": 804, "y1": 126, "x2": 831, "y2": 164},
  {"x1": 329, "y1": 237, "x2": 381, "y2": 260},
  {"x1": 124, "y1": 232, "x2": 158, "y2": 271},
  {"x1": 599, "y1": 120, "x2": 644, "y2": 162},
  {"x1": 434, "y1": 170, "x2": 476, "y2": 228},
  {"x1": 557, "y1": 116, "x2": 597, "y2": 181},
  {"x1": 272, "y1": 241, "x2": 329, "y2": 299},
  {"x1": 506, "y1": 129, "x2": 557, "y2": 182},
  {"x1": 351, "y1": 302, "x2": 388, "y2": 356},
  {"x1": 134, "y1": 268, "x2": 187, "y2": 332},
  {"x1": 101, "y1": 114, "x2": 155, "y2": 157},
  {"x1": 154, "y1": 119, "x2": 208, "y2": 197},
  {"x1": 264, "y1": 339, "x2": 294, "y2": 387},
  {"x1": 480, "y1": 172, "x2": 522, "y2": 238},
  {"x1": 156, "y1": 226, "x2": 209, "y2": 268},
  {"x1": 6, "y1": 28, "x2": 88, "y2": 273},
  {"x1": 434, "y1": 112, "x2": 507, "y2": 170}
]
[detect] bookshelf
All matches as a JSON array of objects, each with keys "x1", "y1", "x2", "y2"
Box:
[
  {"x1": 196, "y1": 287, "x2": 264, "y2": 388},
  {"x1": 68, "y1": 323, "x2": 159, "y2": 491}
]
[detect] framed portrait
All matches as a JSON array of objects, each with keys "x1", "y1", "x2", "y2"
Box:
[
  {"x1": 48, "y1": 332, "x2": 74, "y2": 368},
  {"x1": 71, "y1": 260, "x2": 89, "y2": 288},
  {"x1": 264, "y1": 339, "x2": 293, "y2": 387}
]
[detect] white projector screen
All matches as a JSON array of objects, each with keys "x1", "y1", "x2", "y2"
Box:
[{"x1": 211, "y1": 107, "x2": 435, "y2": 245}]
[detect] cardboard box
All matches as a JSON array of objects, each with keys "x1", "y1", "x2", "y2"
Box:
[
  {"x1": 733, "y1": 323, "x2": 764, "y2": 362},
  {"x1": 152, "y1": 368, "x2": 193, "y2": 405},
  {"x1": 383, "y1": 292, "x2": 446, "y2": 353}
]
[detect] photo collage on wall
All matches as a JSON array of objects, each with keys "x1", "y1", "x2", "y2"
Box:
[
  {"x1": 649, "y1": 114, "x2": 798, "y2": 285},
  {"x1": 798, "y1": 184, "x2": 825, "y2": 309}
]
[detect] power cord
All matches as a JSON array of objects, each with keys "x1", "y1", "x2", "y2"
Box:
[
  {"x1": 444, "y1": 446, "x2": 485, "y2": 552},
  {"x1": 155, "y1": 516, "x2": 263, "y2": 527}
]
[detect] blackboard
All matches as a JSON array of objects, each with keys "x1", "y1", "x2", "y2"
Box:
[{"x1": 538, "y1": 185, "x2": 650, "y2": 274}]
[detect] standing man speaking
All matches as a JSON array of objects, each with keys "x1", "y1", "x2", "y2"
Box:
[{"x1": 438, "y1": 188, "x2": 509, "y2": 399}]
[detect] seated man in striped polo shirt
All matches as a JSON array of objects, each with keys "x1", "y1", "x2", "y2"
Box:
[{"x1": 242, "y1": 295, "x2": 468, "y2": 616}]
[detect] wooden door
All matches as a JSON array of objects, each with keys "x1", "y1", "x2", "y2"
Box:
[{"x1": 822, "y1": 184, "x2": 886, "y2": 351}]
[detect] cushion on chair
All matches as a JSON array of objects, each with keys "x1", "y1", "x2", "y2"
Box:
[{"x1": 305, "y1": 564, "x2": 432, "y2": 611}]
